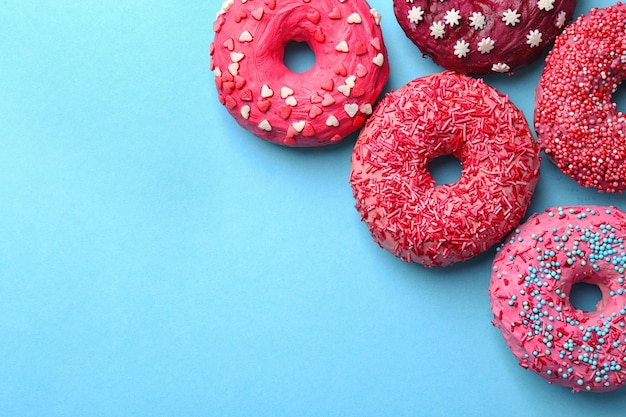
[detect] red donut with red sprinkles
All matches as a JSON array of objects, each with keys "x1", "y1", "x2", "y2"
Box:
[
  {"x1": 535, "y1": 3, "x2": 626, "y2": 193},
  {"x1": 350, "y1": 72, "x2": 540, "y2": 267},
  {"x1": 393, "y1": 0, "x2": 576, "y2": 75},
  {"x1": 210, "y1": 0, "x2": 390, "y2": 147}
]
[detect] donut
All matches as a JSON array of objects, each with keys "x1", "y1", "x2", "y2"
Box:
[
  {"x1": 534, "y1": 4, "x2": 626, "y2": 193},
  {"x1": 392, "y1": 0, "x2": 576, "y2": 75},
  {"x1": 210, "y1": 0, "x2": 390, "y2": 147},
  {"x1": 349, "y1": 71, "x2": 540, "y2": 267},
  {"x1": 490, "y1": 206, "x2": 626, "y2": 392}
]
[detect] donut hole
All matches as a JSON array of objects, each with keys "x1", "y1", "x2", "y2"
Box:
[
  {"x1": 569, "y1": 282, "x2": 603, "y2": 312},
  {"x1": 613, "y1": 81, "x2": 626, "y2": 115},
  {"x1": 283, "y1": 41, "x2": 316, "y2": 74},
  {"x1": 427, "y1": 154, "x2": 463, "y2": 186}
]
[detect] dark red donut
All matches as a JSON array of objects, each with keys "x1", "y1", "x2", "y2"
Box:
[
  {"x1": 393, "y1": 0, "x2": 577, "y2": 75},
  {"x1": 210, "y1": 0, "x2": 390, "y2": 147}
]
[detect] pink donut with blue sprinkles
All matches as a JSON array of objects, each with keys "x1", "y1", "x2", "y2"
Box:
[{"x1": 490, "y1": 206, "x2": 626, "y2": 392}]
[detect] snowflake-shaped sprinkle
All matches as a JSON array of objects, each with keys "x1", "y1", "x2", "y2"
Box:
[
  {"x1": 477, "y1": 37, "x2": 495, "y2": 54},
  {"x1": 555, "y1": 10, "x2": 567, "y2": 28},
  {"x1": 408, "y1": 6, "x2": 425, "y2": 24},
  {"x1": 444, "y1": 9, "x2": 462, "y2": 27},
  {"x1": 537, "y1": 0, "x2": 555, "y2": 11},
  {"x1": 454, "y1": 39, "x2": 470, "y2": 58},
  {"x1": 406, "y1": 0, "x2": 414, "y2": 3},
  {"x1": 502, "y1": 9, "x2": 521, "y2": 26},
  {"x1": 430, "y1": 21, "x2": 445, "y2": 39},
  {"x1": 526, "y1": 29, "x2": 543, "y2": 48},
  {"x1": 492, "y1": 62, "x2": 510, "y2": 73},
  {"x1": 469, "y1": 12, "x2": 486, "y2": 30}
]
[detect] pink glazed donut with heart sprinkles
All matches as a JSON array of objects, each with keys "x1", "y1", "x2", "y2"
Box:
[
  {"x1": 210, "y1": 0, "x2": 390, "y2": 146},
  {"x1": 393, "y1": 0, "x2": 576, "y2": 75},
  {"x1": 535, "y1": 4, "x2": 626, "y2": 193},
  {"x1": 490, "y1": 206, "x2": 626, "y2": 392},
  {"x1": 349, "y1": 71, "x2": 540, "y2": 267}
]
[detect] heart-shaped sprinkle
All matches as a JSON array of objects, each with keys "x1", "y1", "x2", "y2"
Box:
[
  {"x1": 280, "y1": 87, "x2": 294, "y2": 98},
  {"x1": 328, "y1": 7, "x2": 341, "y2": 20},
  {"x1": 355, "y1": 42, "x2": 368, "y2": 56},
  {"x1": 310, "y1": 92, "x2": 323, "y2": 104},
  {"x1": 261, "y1": 84, "x2": 274, "y2": 98},
  {"x1": 356, "y1": 64, "x2": 368, "y2": 78},
  {"x1": 258, "y1": 119, "x2": 272, "y2": 131},
  {"x1": 320, "y1": 79, "x2": 334, "y2": 91},
  {"x1": 239, "y1": 30, "x2": 253, "y2": 42},
  {"x1": 307, "y1": 11, "x2": 321, "y2": 24},
  {"x1": 223, "y1": 81, "x2": 235, "y2": 94},
  {"x1": 239, "y1": 88, "x2": 253, "y2": 101},
  {"x1": 334, "y1": 63, "x2": 347, "y2": 76},
  {"x1": 326, "y1": 115, "x2": 339, "y2": 127},
  {"x1": 264, "y1": 0, "x2": 276, "y2": 10},
  {"x1": 223, "y1": 38, "x2": 235, "y2": 51},
  {"x1": 241, "y1": 105, "x2": 251, "y2": 119},
  {"x1": 302, "y1": 123, "x2": 316, "y2": 137},
  {"x1": 230, "y1": 52, "x2": 245, "y2": 63},
  {"x1": 256, "y1": 99, "x2": 271, "y2": 113},
  {"x1": 322, "y1": 94, "x2": 335, "y2": 107},
  {"x1": 360, "y1": 104, "x2": 373, "y2": 115},
  {"x1": 335, "y1": 41, "x2": 349, "y2": 53},
  {"x1": 251, "y1": 8, "x2": 264, "y2": 20},
  {"x1": 351, "y1": 86, "x2": 365, "y2": 97},
  {"x1": 370, "y1": 37, "x2": 381, "y2": 51},
  {"x1": 285, "y1": 96, "x2": 298, "y2": 107},
  {"x1": 292, "y1": 121, "x2": 306, "y2": 133},
  {"x1": 228, "y1": 62, "x2": 239, "y2": 75},
  {"x1": 234, "y1": 75, "x2": 246, "y2": 89},
  {"x1": 313, "y1": 29, "x2": 326, "y2": 43},
  {"x1": 338, "y1": 85, "x2": 351, "y2": 96},
  {"x1": 347, "y1": 13, "x2": 362, "y2": 24},
  {"x1": 373, "y1": 53, "x2": 384, "y2": 67},
  {"x1": 345, "y1": 75, "x2": 356, "y2": 88},
  {"x1": 344, "y1": 103, "x2": 359, "y2": 118},
  {"x1": 224, "y1": 95, "x2": 237, "y2": 109},
  {"x1": 278, "y1": 105, "x2": 292, "y2": 119},
  {"x1": 309, "y1": 105, "x2": 323, "y2": 119}
]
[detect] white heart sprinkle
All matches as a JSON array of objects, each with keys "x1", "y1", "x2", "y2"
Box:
[
  {"x1": 258, "y1": 119, "x2": 272, "y2": 131},
  {"x1": 280, "y1": 87, "x2": 294, "y2": 98},
  {"x1": 261, "y1": 84, "x2": 274, "y2": 98},
  {"x1": 373, "y1": 53, "x2": 384, "y2": 67},
  {"x1": 230, "y1": 52, "x2": 245, "y2": 63},
  {"x1": 241, "y1": 105, "x2": 251, "y2": 119},
  {"x1": 337, "y1": 85, "x2": 351, "y2": 96},
  {"x1": 347, "y1": 12, "x2": 362, "y2": 24},
  {"x1": 344, "y1": 104, "x2": 359, "y2": 118},
  {"x1": 335, "y1": 41, "x2": 349, "y2": 52},
  {"x1": 285, "y1": 96, "x2": 298, "y2": 106},
  {"x1": 345, "y1": 75, "x2": 357, "y2": 88},
  {"x1": 292, "y1": 121, "x2": 306, "y2": 133},
  {"x1": 325, "y1": 115, "x2": 339, "y2": 127},
  {"x1": 239, "y1": 30, "x2": 253, "y2": 42},
  {"x1": 213, "y1": 67, "x2": 222, "y2": 77},
  {"x1": 360, "y1": 104, "x2": 373, "y2": 115},
  {"x1": 228, "y1": 63, "x2": 239, "y2": 75}
]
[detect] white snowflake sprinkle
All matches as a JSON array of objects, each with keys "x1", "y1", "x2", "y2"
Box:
[
  {"x1": 454, "y1": 39, "x2": 470, "y2": 58},
  {"x1": 502, "y1": 9, "x2": 521, "y2": 26},
  {"x1": 469, "y1": 12, "x2": 486, "y2": 30},
  {"x1": 492, "y1": 62, "x2": 510, "y2": 73},
  {"x1": 408, "y1": 6, "x2": 425, "y2": 24},
  {"x1": 526, "y1": 29, "x2": 543, "y2": 48},
  {"x1": 430, "y1": 21, "x2": 445, "y2": 39},
  {"x1": 477, "y1": 37, "x2": 495, "y2": 54},
  {"x1": 444, "y1": 9, "x2": 462, "y2": 27},
  {"x1": 555, "y1": 10, "x2": 567, "y2": 28},
  {"x1": 537, "y1": 0, "x2": 555, "y2": 11}
]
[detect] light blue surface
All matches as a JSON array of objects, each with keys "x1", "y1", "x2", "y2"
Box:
[{"x1": 1, "y1": 1, "x2": 626, "y2": 416}]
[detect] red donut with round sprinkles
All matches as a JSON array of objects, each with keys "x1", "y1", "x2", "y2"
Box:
[
  {"x1": 210, "y1": 0, "x2": 390, "y2": 147},
  {"x1": 535, "y1": 3, "x2": 626, "y2": 193},
  {"x1": 349, "y1": 72, "x2": 540, "y2": 267},
  {"x1": 392, "y1": 0, "x2": 577, "y2": 75}
]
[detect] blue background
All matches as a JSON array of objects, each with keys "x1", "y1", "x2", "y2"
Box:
[{"x1": 1, "y1": 0, "x2": 626, "y2": 415}]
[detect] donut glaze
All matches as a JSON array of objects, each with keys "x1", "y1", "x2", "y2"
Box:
[
  {"x1": 490, "y1": 206, "x2": 626, "y2": 392},
  {"x1": 349, "y1": 72, "x2": 540, "y2": 267},
  {"x1": 535, "y1": 4, "x2": 626, "y2": 193},
  {"x1": 393, "y1": 0, "x2": 576, "y2": 75},
  {"x1": 210, "y1": 0, "x2": 390, "y2": 147}
]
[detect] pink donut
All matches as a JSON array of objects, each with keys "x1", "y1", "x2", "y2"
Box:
[
  {"x1": 535, "y1": 4, "x2": 626, "y2": 193},
  {"x1": 490, "y1": 206, "x2": 626, "y2": 392},
  {"x1": 210, "y1": 0, "x2": 390, "y2": 147},
  {"x1": 349, "y1": 72, "x2": 540, "y2": 267},
  {"x1": 393, "y1": 0, "x2": 576, "y2": 75}
]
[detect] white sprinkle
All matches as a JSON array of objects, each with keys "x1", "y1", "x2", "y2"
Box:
[
  {"x1": 230, "y1": 52, "x2": 245, "y2": 63},
  {"x1": 345, "y1": 75, "x2": 356, "y2": 88},
  {"x1": 280, "y1": 87, "x2": 294, "y2": 98},
  {"x1": 477, "y1": 37, "x2": 495, "y2": 54},
  {"x1": 285, "y1": 96, "x2": 297, "y2": 106},
  {"x1": 407, "y1": 6, "x2": 424, "y2": 24},
  {"x1": 555, "y1": 10, "x2": 567, "y2": 28},
  {"x1": 344, "y1": 103, "x2": 359, "y2": 118},
  {"x1": 335, "y1": 41, "x2": 349, "y2": 52},
  {"x1": 292, "y1": 121, "x2": 305, "y2": 133},
  {"x1": 526, "y1": 29, "x2": 543, "y2": 48},
  {"x1": 469, "y1": 11, "x2": 486, "y2": 30},
  {"x1": 492, "y1": 62, "x2": 510, "y2": 73},
  {"x1": 537, "y1": 0, "x2": 555, "y2": 11},
  {"x1": 373, "y1": 53, "x2": 384, "y2": 67},
  {"x1": 370, "y1": 8, "x2": 382, "y2": 25},
  {"x1": 227, "y1": 62, "x2": 239, "y2": 76},
  {"x1": 258, "y1": 119, "x2": 272, "y2": 131},
  {"x1": 241, "y1": 105, "x2": 251, "y2": 119},
  {"x1": 338, "y1": 85, "x2": 351, "y2": 96},
  {"x1": 347, "y1": 12, "x2": 362, "y2": 24},
  {"x1": 360, "y1": 104, "x2": 373, "y2": 115},
  {"x1": 239, "y1": 30, "x2": 253, "y2": 42},
  {"x1": 502, "y1": 9, "x2": 521, "y2": 26},
  {"x1": 261, "y1": 84, "x2": 274, "y2": 98},
  {"x1": 453, "y1": 39, "x2": 470, "y2": 58},
  {"x1": 430, "y1": 21, "x2": 445, "y2": 39},
  {"x1": 326, "y1": 115, "x2": 339, "y2": 127},
  {"x1": 444, "y1": 9, "x2": 462, "y2": 27}
]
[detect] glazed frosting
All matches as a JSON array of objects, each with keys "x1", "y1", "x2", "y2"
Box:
[
  {"x1": 490, "y1": 206, "x2": 626, "y2": 392},
  {"x1": 350, "y1": 71, "x2": 540, "y2": 267},
  {"x1": 393, "y1": 0, "x2": 576, "y2": 75},
  {"x1": 534, "y1": 3, "x2": 626, "y2": 193},
  {"x1": 210, "y1": 0, "x2": 390, "y2": 146}
]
